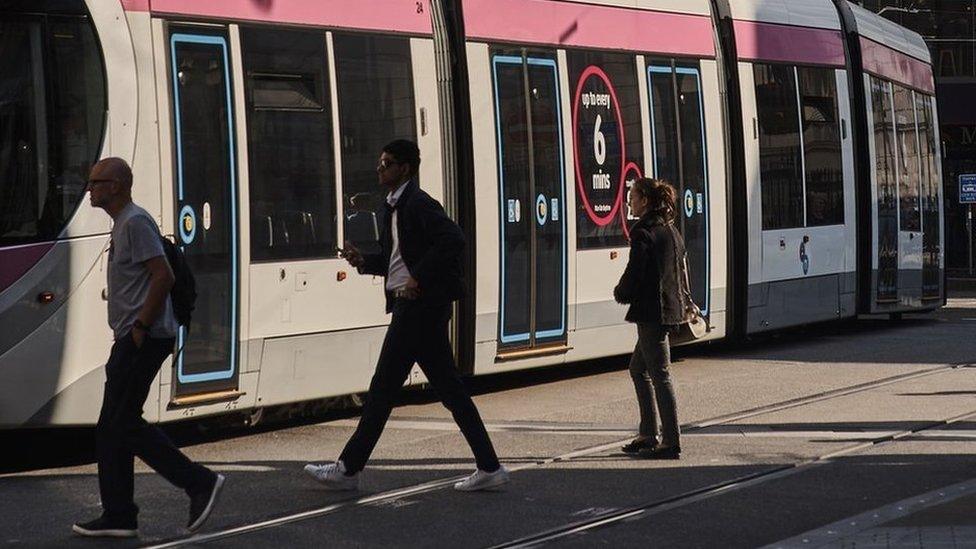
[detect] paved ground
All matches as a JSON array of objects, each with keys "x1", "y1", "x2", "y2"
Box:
[{"x1": 3, "y1": 298, "x2": 976, "y2": 548}]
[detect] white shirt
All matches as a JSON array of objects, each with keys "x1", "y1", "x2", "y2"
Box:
[{"x1": 386, "y1": 181, "x2": 412, "y2": 291}]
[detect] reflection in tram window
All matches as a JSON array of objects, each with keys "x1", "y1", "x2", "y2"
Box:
[
  {"x1": 917, "y1": 94, "x2": 941, "y2": 298},
  {"x1": 755, "y1": 64, "x2": 804, "y2": 230},
  {"x1": 871, "y1": 77, "x2": 898, "y2": 302},
  {"x1": 242, "y1": 28, "x2": 337, "y2": 261},
  {"x1": 755, "y1": 64, "x2": 845, "y2": 230},
  {"x1": 648, "y1": 62, "x2": 679, "y2": 195},
  {"x1": 893, "y1": 85, "x2": 921, "y2": 233},
  {"x1": 334, "y1": 33, "x2": 416, "y2": 255},
  {"x1": 0, "y1": 17, "x2": 105, "y2": 246},
  {"x1": 568, "y1": 50, "x2": 643, "y2": 249},
  {"x1": 798, "y1": 67, "x2": 843, "y2": 227}
]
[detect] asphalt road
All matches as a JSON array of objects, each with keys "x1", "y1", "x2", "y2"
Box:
[{"x1": 3, "y1": 298, "x2": 976, "y2": 548}]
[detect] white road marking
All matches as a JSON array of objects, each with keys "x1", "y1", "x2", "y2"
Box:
[{"x1": 760, "y1": 479, "x2": 976, "y2": 548}]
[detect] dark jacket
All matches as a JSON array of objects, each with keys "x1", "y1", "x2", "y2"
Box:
[
  {"x1": 613, "y1": 213, "x2": 687, "y2": 325},
  {"x1": 359, "y1": 179, "x2": 465, "y2": 313}
]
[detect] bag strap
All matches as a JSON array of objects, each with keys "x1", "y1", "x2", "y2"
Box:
[{"x1": 672, "y1": 226, "x2": 707, "y2": 329}]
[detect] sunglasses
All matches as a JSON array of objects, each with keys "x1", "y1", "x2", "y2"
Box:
[{"x1": 376, "y1": 159, "x2": 402, "y2": 171}]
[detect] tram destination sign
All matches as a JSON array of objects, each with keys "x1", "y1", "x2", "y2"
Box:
[{"x1": 960, "y1": 174, "x2": 976, "y2": 204}]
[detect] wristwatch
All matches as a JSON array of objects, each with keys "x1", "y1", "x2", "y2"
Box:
[{"x1": 133, "y1": 319, "x2": 148, "y2": 332}]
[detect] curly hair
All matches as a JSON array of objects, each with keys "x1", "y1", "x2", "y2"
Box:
[{"x1": 631, "y1": 178, "x2": 676, "y2": 222}]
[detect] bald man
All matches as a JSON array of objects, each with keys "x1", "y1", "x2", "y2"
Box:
[{"x1": 73, "y1": 158, "x2": 224, "y2": 538}]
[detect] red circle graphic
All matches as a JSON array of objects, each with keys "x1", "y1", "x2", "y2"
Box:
[
  {"x1": 572, "y1": 65, "x2": 627, "y2": 227},
  {"x1": 620, "y1": 162, "x2": 643, "y2": 240}
]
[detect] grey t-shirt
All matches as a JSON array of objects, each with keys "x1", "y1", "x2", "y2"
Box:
[{"x1": 107, "y1": 203, "x2": 179, "y2": 339}]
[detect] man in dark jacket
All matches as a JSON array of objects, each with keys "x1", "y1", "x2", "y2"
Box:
[{"x1": 304, "y1": 140, "x2": 509, "y2": 491}]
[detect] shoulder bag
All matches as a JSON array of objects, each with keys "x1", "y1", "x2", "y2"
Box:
[{"x1": 669, "y1": 243, "x2": 709, "y2": 346}]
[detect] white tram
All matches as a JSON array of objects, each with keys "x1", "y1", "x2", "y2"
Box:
[{"x1": 0, "y1": 0, "x2": 944, "y2": 428}]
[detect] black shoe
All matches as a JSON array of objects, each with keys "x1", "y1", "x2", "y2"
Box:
[
  {"x1": 188, "y1": 473, "x2": 225, "y2": 532},
  {"x1": 638, "y1": 444, "x2": 681, "y2": 460},
  {"x1": 72, "y1": 516, "x2": 138, "y2": 538},
  {"x1": 621, "y1": 438, "x2": 655, "y2": 455}
]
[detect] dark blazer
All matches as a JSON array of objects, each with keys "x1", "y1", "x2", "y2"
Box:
[
  {"x1": 613, "y1": 213, "x2": 687, "y2": 325},
  {"x1": 359, "y1": 179, "x2": 465, "y2": 313}
]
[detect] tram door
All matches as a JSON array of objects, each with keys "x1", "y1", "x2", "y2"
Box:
[
  {"x1": 491, "y1": 51, "x2": 568, "y2": 349},
  {"x1": 169, "y1": 29, "x2": 240, "y2": 397},
  {"x1": 870, "y1": 78, "x2": 899, "y2": 303},
  {"x1": 917, "y1": 95, "x2": 943, "y2": 302},
  {"x1": 870, "y1": 77, "x2": 932, "y2": 306},
  {"x1": 892, "y1": 85, "x2": 923, "y2": 302},
  {"x1": 647, "y1": 63, "x2": 711, "y2": 316}
]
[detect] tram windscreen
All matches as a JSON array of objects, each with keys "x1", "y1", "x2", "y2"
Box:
[{"x1": 0, "y1": 16, "x2": 105, "y2": 247}]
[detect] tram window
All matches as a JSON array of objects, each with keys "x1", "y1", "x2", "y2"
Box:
[
  {"x1": 871, "y1": 78, "x2": 898, "y2": 215},
  {"x1": 917, "y1": 94, "x2": 940, "y2": 216},
  {"x1": 648, "y1": 62, "x2": 679, "y2": 196},
  {"x1": 798, "y1": 67, "x2": 843, "y2": 227},
  {"x1": 918, "y1": 93, "x2": 941, "y2": 296},
  {"x1": 0, "y1": 16, "x2": 105, "y2": 247},
  {"x1": 334, "y1": 33, "x2": 416, "y2": 255},
  {"x1": 242, "y1": 28, "x2": 337, "y2": 261},
  {"x1": 674, "y1": 63, "x2": 709, "y2": 310},
  {"x1": 871, "y1": 77, "x2": 898, "y2": 300},
  {"x1": 893, "y1": 85, "x2": 921, "y2": 232},
  {"x1": 568, "y1": 50, "x2": 643, "y2": 249},
  {"x1": 755, "y1": 64, "x2": 803, "y2": 230}
]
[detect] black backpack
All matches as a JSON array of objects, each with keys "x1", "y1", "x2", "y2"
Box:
[{"x1": 160, "y1": 236, "x2": 197, "y2": 332}]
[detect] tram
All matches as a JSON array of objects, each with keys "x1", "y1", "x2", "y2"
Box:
[{"x1": 0, "y1": 0, "x2": 944, "y2": 427}]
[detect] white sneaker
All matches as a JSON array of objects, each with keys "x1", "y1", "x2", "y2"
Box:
[
  {"x1": 454, "y1": 465, "x2": 510, "y2": 491},
  {"x1": 303, "y1": 461, "x2": 360, "y2": 491}
]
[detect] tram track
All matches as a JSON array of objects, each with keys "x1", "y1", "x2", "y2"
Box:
[
  {"x1": 487, "y1": 407, "x2": 976, "y2": 548},
  {"x1": 142, "y1": 361, "x2": 973, "y2": 548}
]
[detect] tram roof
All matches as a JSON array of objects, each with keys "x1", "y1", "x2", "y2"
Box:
[
  {"x1": 848, "y1": 1, "x2": 931, "y2": 64},
  {"x1": 727, "y1": 0, "x2": 841, "y2": 30}
]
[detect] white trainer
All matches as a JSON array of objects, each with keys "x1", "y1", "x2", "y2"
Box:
[
  {"x1": 303, "y1": 461, "x2": 360, "y2": 491},
  {"x1": 454, "y1": 465, "x2": 510, "y2": 492}
]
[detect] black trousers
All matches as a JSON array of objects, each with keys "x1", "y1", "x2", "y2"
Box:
[
  {"x1": 96, "y1": 333, "x2": 212, "y2": 522},
  {"x1": 629, "y1": 322, "x2": 680, "y2": 446},
  {"x1": 339, "y1": 300, "x2": 500, "y2": 474}
]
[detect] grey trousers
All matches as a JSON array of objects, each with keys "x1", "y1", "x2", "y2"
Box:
[{"x1": 629, "y1": 322, "x2": 680, "y2": 446}]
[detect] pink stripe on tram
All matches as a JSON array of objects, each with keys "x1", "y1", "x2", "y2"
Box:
[
  {"x1": 148, "y1": 0, "x2": 433, "y2": 35},
  {"x1": 463, "y1": 0, "x2": 715, "y2": 57},
  {"x1": 0, "y1": 242, "x2": 54, "y2": 295},
  {"x1": 734, "y1": 21, "x2": 846, "y2": 67},
  {"x1": 119, "y1": 0, "x2": 150, "y2": 11},
  {"x1": 860, "y1": 37, "x2": 935, "y2": 95}
]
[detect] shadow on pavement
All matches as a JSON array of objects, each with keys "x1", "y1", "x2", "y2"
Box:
[{"x1": 4, "y1": 450, "x2": 976, "y2": 549}]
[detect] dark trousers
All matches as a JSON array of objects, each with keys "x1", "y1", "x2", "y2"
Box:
[
  {"x1": 629, "y1": 323, "x2": 680, "y2": 446},
  {"x1": 96, "y1": 334, "x2": 212, "y2": 522},
  {"x1": 339, "y1": 300, "x2": 500, "y2": 474}
]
